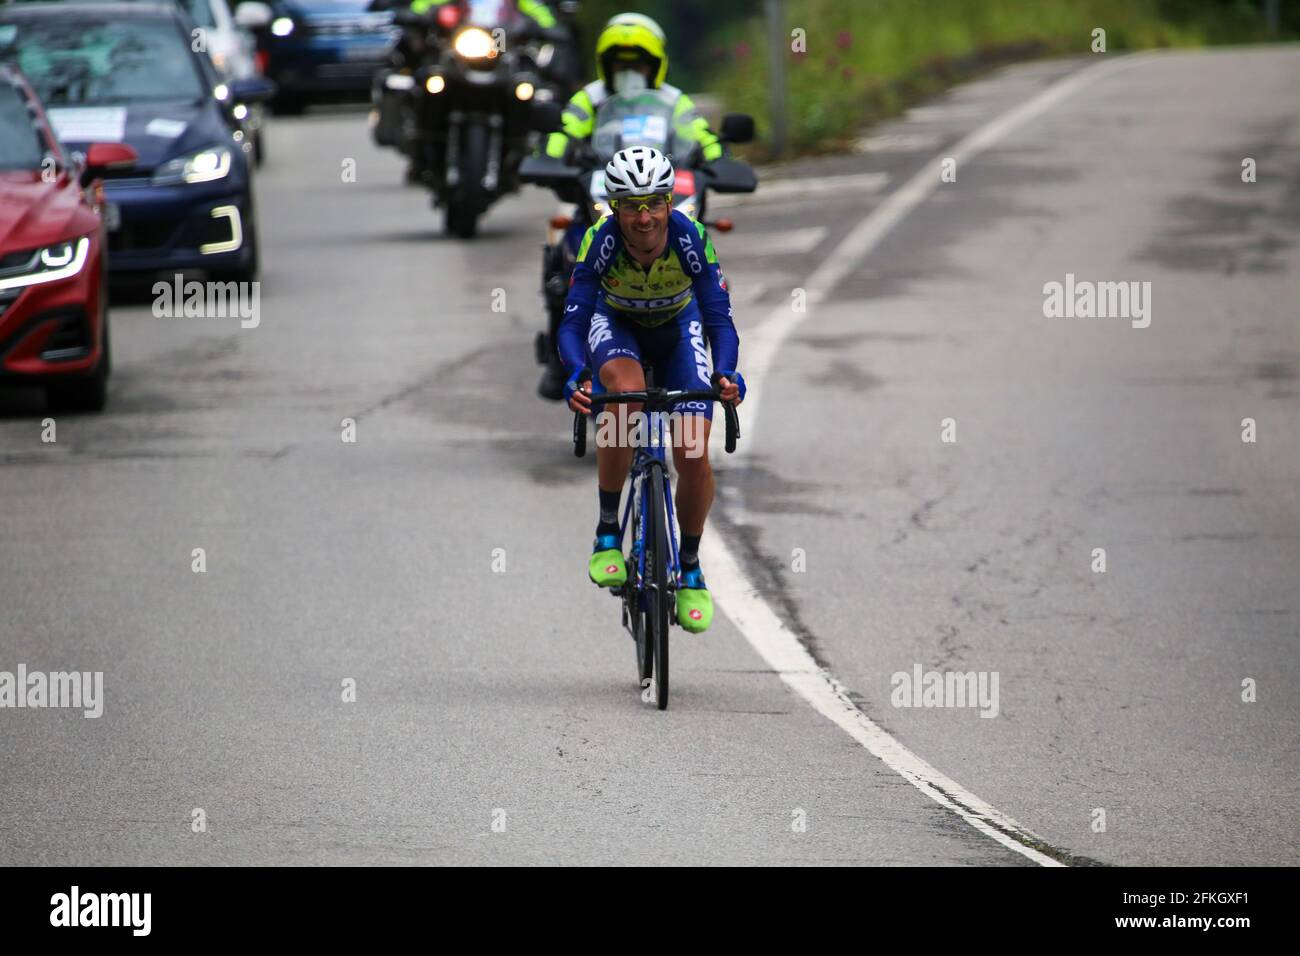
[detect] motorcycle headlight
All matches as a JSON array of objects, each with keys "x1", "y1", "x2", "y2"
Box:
[
  {"x1": 151, "y1": 145, "x2": 233, "y2": 185},
  {"x1": 271, "y1": 17, "x2": 294, "y2": 37},
  {"x1": 0, "y1": 237, "x2": 90, "y2": 292},
  {"x1": 453, "y1": 27, "x2": 493, "y2": 60}
]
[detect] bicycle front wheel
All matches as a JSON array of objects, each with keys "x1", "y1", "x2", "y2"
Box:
[{"x1": 645, "y1": 470, "x2": 671, "y2": 710}]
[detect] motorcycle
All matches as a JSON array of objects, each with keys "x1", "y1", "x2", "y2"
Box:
[
  {"x1": 368, "y1": 0, "x2": 573, "y2": 238},
  {"x1": 518, "y1": 90, "x2": 758, "y2": 399}
]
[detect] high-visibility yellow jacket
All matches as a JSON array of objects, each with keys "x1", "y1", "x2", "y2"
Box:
[{"x1": 544, "y1": 79, "x2": 722, "y2": 162}]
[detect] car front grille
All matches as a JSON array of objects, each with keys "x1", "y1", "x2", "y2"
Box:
[
  {"x1": 306, "y1": 16, "x2": 393, "y2": 38},
  {"x1": 108, "y1": 218, "x2": 183, "y2": 253}
]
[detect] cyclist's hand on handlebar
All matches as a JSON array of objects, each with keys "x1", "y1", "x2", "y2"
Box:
[
  {"x1": 713, "y1": 369, "x2": 746, "y2": 405},
  {"x1": 565, "y1": 367, "x2": 593, "y2": 414}
]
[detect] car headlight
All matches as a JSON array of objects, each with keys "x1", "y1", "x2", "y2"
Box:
[
  {"x1": 271, "y1": 17, "x2": 294, "y2": 37},
  {"x1": 0, "y1": 237, "x2": 91, "y2": 292},
  {"x1": 151, "y1": 146, "x2": 233, "y2": 185},
  {"x1": 453, "y1": 27, "x2": 493, "y2": 59}
]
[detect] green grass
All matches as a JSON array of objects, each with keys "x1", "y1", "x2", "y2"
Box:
[{"x1": 701, "y1": 0, "x2": 1293, "y2": 155}]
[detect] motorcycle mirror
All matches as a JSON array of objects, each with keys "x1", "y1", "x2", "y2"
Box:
[
  {"x1": 530, "y1": 100, "x2": 563, "y2": 134},
  {"x1": 720, "y1": 113, "x2": 755, "y2": 145},
  {"x1": 703, "y1": 156, "x2": 758, "y2": 194}
]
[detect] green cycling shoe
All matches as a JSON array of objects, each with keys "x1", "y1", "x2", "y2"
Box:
[
  {"x1": 676, "y1": 567, "x2": 713, "y2": 633},
  {"x1": 588, "y1": 534, "x2": 627, "y2": 588}
]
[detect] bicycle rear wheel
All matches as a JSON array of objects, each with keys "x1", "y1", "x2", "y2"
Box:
[{"x1": 645, "y1": 469, "x2": 671, "y2": 710}]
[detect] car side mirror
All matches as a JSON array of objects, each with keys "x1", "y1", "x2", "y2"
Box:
[
  {"x1": 229, "y1": 76, "x2": 277, "y2": 103},
  {"x1": 720, "y1": 113, "x2": 755, "y2": 145},
  {"x1": 81, "y1": 142, "x2": 139, "y2": 185},
  {"x1": 234, "y1": 1, "x2": 274, "y2": 30}
]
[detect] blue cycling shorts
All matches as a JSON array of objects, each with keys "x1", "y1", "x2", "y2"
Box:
[{"x1": 586, "y1": 300, "x2": 716, "y2": 420}]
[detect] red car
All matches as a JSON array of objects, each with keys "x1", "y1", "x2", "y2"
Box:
[{"x1": 0, "y1": 65, "x2": 136, "y2": 411}]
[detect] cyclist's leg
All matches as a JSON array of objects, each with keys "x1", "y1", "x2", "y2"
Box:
[
  {"x1": 664, "y1": 302, "x2": 716, "y2": 538},
  {"x1": 591, "y1": 319, "x2": 646, "y2": 497},
  {"x1": 587, "y1": 314, "x2": 644, "y2": 586},
  {"x1": 663, "y1": 303, "x2": 717, "y2": 632}
]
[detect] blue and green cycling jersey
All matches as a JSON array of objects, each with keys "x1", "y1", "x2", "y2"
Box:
[{"x1": 557, "y1": 209, "x2": 739, "y2": 375}]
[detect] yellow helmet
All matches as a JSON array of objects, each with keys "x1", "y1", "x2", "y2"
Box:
[{"x1": 596, "y1": 13, "x2": 668, "y2": 89}]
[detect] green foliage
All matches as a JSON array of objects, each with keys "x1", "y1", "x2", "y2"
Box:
[{"x1": 692, "y1": 0, "x2": 1296, "y2": 154}]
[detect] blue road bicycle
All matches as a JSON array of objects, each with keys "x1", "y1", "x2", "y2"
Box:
[{"x1": 573, "y1": 367, "x2": 740, "y2": 710}]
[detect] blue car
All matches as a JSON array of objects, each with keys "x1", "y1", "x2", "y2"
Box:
[
  {"x1": 0, "y1": 2, "x2": 272, "y2": 279},
  {"x1": 233, "y1": 0, "x2": 397, "y2": 112}
]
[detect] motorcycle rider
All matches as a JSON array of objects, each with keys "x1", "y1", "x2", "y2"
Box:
[
  {"x1": 537, "y1": 11, "x2": 724, "y2": 400},
  {"x1": 380, "y1": 0, "x2": 581, "y2": 181},
  {"x1": 408, "y1": 0, "x2": 580, "y2": 89}
]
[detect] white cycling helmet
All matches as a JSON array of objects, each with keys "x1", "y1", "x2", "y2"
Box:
[{"x1": 604, "y1": 146, "x2": 675, "y2": 201}]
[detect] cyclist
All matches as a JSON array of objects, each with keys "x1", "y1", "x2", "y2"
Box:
[
  {"x1": 538, "y1": 10, "x2": 724, "y2": 400},
  {"x1": 560, "y1": 146, "x2": 745, "y2": 634}
]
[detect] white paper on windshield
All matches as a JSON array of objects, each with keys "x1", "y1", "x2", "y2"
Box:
[
  {"x1": 146, "y1": 118, "x2": 187, "y2": 139},
  {"x1": 47, "y1": 107, "x2": 127, "y2": 144},
  {"x1": 621, "y1": 115, "x2": 667, "y2": 145}
]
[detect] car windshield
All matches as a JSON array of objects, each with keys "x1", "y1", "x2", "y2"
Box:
[
  {"x1": 0, "y1": 82, "x2": 46, "y2": 171},
  {"x1": 0, "y1": 16, "x2": 205, "y2": 106},
  {"x1": 181, "y1": 0, "x2": 218, "y2": 29}
]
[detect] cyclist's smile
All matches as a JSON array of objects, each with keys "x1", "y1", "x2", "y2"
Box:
[{"x1": 617, "y1": 196, "x2": 670, "y2": 261}]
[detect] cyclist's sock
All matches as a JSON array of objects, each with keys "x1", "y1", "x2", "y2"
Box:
[
  {"x1": 597, "y1": 487, "x2": 621, "y2": 538},
  {"x1": 680, "y1": 534, "x2": 702, "y2": 573}
]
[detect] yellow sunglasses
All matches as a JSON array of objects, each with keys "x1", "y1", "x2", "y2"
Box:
[{"x1": 613, "y1": 194, "x2": 670, "y2": 213}]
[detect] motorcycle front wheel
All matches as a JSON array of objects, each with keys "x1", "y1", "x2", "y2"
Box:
[{"x1": 445, "y1": 122, "x2": 489, "y2": 239}]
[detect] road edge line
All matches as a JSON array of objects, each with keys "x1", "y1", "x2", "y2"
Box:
[{"x1": 705, "y1": 52, "x2": 1157, "y2": 866}]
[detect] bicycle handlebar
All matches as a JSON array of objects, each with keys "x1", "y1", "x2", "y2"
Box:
[{"x1": 572, "y1": 387, "x2": 739, "y2": 457}]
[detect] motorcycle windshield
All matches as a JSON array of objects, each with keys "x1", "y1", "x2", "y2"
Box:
[{"x1": 591, "y1": 90, "x2": 682, "y2": 163}]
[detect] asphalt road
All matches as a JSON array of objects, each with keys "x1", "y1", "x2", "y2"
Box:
[{"x1": 1, "y1": 47, "x2": 1296, "y2": 866}]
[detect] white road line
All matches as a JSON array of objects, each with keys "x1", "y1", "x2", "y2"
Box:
[
  {"x1": 853, "y1": 132, "x2": 945, "y2": 153},
  {"x1": 716, "y1": 226, "x2": 827, "y2": 258},
  {"x1": 728, "y1": 279, "x2": 768, "y2": 307},
  {"x1": 705, "y1": 52, "x2": 1154, "y2": 866},
  {"x1": 904, "y1": 103, "x2": 988, "y2": 122},
  {"x1": 711, "y1": 171, "x2": 889, "y2": 207}
]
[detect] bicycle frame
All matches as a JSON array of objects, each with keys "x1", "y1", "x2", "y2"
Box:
[
  {"x1": 571, "y1": 370, "x2": 739, "y2": 709},
  {"x1": 617, "y1": 404, "x2": 682, "y2": 623}
]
